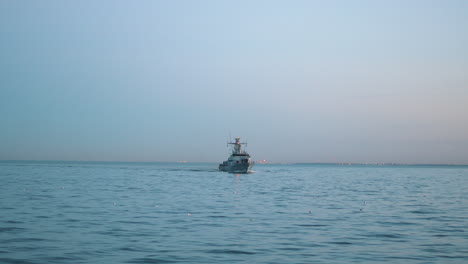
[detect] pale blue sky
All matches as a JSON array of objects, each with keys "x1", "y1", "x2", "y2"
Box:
[{"x1": 1, "y1": 0, "x2": 467, "y2": 164}]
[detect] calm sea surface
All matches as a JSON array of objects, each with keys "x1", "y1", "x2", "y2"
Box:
[{"x1": 1, "y1": 161, "x2": 467, "y2": 263}]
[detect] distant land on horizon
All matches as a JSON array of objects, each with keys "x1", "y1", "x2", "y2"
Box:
[{"x1": 1, "y1": 160, "x2": 467, "y2": 166}]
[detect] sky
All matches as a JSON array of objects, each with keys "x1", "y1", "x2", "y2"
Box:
[{"x1": 1, "y1": 0, "x2": 467, "y2": 164}]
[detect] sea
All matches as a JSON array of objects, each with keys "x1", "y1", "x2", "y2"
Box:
[{"x1": 1, "y1": 161, "x2": 467, "y2": 264}]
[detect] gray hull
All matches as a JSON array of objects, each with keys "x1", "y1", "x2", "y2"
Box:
[{"x1": 219, "y1": 162, "x2": 254, "y2": 173}]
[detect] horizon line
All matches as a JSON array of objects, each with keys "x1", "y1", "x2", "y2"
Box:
[{"x1": 1, "y1": 159, "x2": 467, "y2": 166}]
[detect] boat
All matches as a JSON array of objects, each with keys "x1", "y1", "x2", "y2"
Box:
[{"x1": 219, "y1": 137, "x2": 254, "y2": 173}]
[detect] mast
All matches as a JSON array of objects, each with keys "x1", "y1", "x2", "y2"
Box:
[{"x1": 228, "y1": 137, "x2": 247, "y2": 154}]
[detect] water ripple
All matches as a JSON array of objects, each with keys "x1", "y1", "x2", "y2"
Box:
[{"x1": 1, "y1": 162, "x2": 467, "y2": 264}]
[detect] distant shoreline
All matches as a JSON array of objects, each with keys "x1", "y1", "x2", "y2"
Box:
[{"x1": 1, "y1": 160, "x2": 467, "y2": 166}]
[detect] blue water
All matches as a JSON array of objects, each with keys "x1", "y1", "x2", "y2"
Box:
[{"x1": 1, "y1": 161, "x2": 467, "y2": 263}]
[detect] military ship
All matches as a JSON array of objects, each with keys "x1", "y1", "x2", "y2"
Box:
[{"x1": 219, "y1": 137, "x2": 254, "y2": 173}]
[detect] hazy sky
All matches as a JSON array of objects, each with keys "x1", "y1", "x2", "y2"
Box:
[{"x1": 1, "y1": 0, "x2": 467, "y2": 164}]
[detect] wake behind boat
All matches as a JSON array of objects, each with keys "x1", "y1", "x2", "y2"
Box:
[{"x1": 219, "y1": 137, "x2": 254, "y2": 173}]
